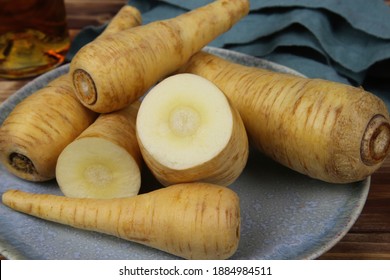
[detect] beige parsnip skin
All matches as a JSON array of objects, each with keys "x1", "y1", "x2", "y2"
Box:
[
  {"x1": 70, "y1": 0, "x2": 250, "y2": 113},
  {"x1": 0, "y1": 75, "x2": 98, "y2": 181},
  {"x1": 101, "y1": 6, "x2": 142, "y2": 35},
  {"x1": 180, "y1": 52, "x2": 390, "y2": 183},
  {"x1": 0, "y1": 6, "x2": 143, "y2": 182},
  {"x1": 2, "y1": 183, "x2": 241, "y2": 260}
]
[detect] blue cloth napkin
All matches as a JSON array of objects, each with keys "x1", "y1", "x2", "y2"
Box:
[{"x1": 66, "y1": 0, "x2": 390, "y2": 108}]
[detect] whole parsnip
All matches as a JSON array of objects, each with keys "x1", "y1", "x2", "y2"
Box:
[{"x1": 2, "y1": 183, "x2": 240, "y2": 260}]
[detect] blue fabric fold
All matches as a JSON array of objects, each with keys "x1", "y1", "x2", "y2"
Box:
[
  {"x1": 157, "y1": 0, "x2": 390, "y2": 38},
  {"x1": 66, "y1": 0, "x2": 390, "y2": 108}
]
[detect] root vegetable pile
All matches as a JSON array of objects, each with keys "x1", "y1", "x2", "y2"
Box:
[
  {"x1": 1, "y1": 0, "x2": 390, "y2": 260},
  {"x1": 0, "y1": 5, "x2": 143, "y2": 182}
]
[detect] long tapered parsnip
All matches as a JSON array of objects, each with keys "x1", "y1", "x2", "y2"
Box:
[
  {"x1": 56, "y1": 102, "x2": 142, "y2": 199},
  {"x1": 180, "y1": 51, "x2": 390, "y2": 183},
  {"x1": 0, "y1": 6, "x2": 142, "y2": 182},
  {"x1": 2, "y1": 183, "x2": 240, "y2": 260},
  {"x1": 69, "y1": 0, "x2": 250, "y2": 113},
  {"x1": 136, "y1": 74, "x2": 248, "y2": 186}
]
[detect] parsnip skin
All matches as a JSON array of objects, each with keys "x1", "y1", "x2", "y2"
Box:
[
  {"x1": 70, "y1": 0, "x2": 250, "y2": 113},
  {"x1": 0, "y1": 6, "x2": 143, "y2": 182},
  {"x1": 101, "y1": 6, "x2": 142, "y2": 36},
  {"x1": 180, "y1": 52, "x2": 390, "y2": 183},
  {"x1": 2, "y1": 183, "x2": 241, "y2": 260},
  {"x1": 0, "y1": 75, "x2": 98, "y2": 181}
]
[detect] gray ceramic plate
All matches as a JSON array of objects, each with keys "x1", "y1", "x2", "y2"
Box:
[{"x1": 0, "y1": 47, "x2": 369, "y2": 260}]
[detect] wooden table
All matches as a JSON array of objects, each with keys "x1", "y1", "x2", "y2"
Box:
[{"x1": 0, "y1": 0, "x2": 389, "y2": 260}]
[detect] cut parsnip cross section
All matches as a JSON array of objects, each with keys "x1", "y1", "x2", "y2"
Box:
[
  {"x1": 56, "y1": 102, "x2": 142, "y2": 199},
  {"x1": 136, "y1": 73, "x2": 249, "y2": 186}
]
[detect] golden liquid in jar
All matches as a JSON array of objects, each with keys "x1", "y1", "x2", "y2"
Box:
[{"x1": 0, "y1": 0, "x2": 70, "y2": 79}]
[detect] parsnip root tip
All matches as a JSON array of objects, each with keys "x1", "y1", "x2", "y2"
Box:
[
  {"x1": 73, "y1": 69, "x2": 97, "y2": 105},
  {"x1": 361, "y1": 114, "x2": 390, "y2": 166}
]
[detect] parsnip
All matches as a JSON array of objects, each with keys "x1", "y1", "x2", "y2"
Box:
[
  {"x1": 101, "y1": 6, "x2": 142, "y2": 36},
  {"x1": 0, "y1": 6, "x2": 142, "y2": 182},
  {"x1": 56, "y1": 102, "x2": 142, "y2": 199},
  {"x1": 2, "y1": 183, "x2": 240, "y2": 260},
  {"x1": 136, "y1": 73, "x2": 248, "y2": 186},
  {"x1": 69, "y1": 0, "x2": 250, "y2": 113},
  {"x1": 180, "y1": 51, "x2": 390, "y2": 183},
  {"x1": 0, "y1": 74, "x2": 97, "y2": 181}
]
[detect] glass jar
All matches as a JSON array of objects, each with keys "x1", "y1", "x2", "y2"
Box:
[{"x1": 0, "y1": 0, "x2": 70, "y2": 79}]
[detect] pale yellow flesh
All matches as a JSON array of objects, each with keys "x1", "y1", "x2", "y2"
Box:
[
  {"x1": 56, "y1": 137, "x2": 141, "y2": 199},
  {"x1": 137, "y1": 73, "x2": 233, "y2": 170}
]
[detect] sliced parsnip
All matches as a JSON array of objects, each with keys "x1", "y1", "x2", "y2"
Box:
[
  {"x1": 136, "y1": 73, "x2": 248, "y2": 186},
  {"x1": 56, "y1": 102, "x2": 142, "y2": 199}
]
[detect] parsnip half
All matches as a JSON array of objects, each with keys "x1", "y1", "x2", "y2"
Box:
[
  {"x1": 56, "y1": 102, "x2": 142, "y2": 199},
  {"x1": 136, "y1": 73, "x2": 248, "y2": 186}
]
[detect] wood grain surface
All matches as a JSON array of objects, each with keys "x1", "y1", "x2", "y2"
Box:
[{"x1": 0, "y1": 0, "x2": 389, "y2": 260}]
